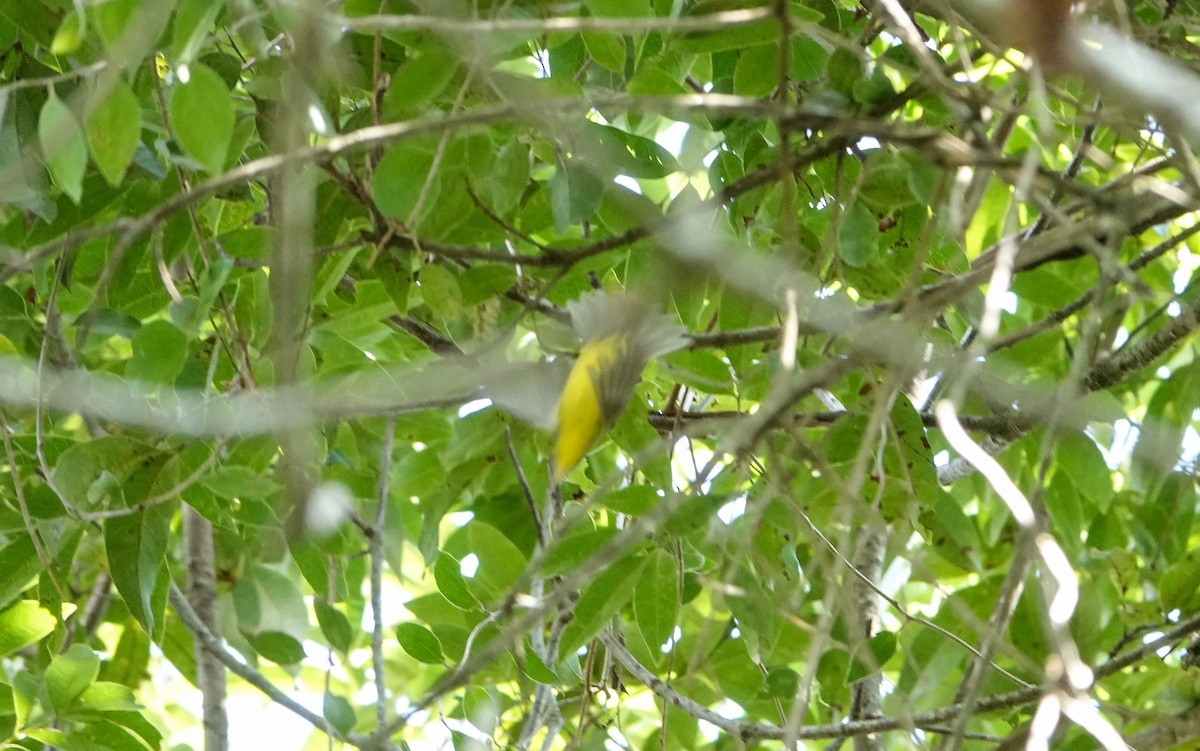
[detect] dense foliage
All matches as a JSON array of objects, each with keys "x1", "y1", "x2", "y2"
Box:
[{"x1": 1, "y1": 1, "x2": 1199, "y2": 749}]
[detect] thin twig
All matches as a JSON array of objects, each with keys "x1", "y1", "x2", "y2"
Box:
[
  {"x1": 169, "y1": 583, "x2": 385, "y2": 749},
  {"x1": 505, "y1": 426, "x2": 543, "y2": 545}
]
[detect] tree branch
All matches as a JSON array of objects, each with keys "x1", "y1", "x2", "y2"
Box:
[
  {"x1": 169, "y1": 583, "x2": 386, "y2": 749},
  {"x1": 183, "y1": 506, "x2": 228, "y2": 751}
]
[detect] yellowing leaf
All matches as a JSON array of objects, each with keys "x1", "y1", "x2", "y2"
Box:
[{"x1": 50, "y1": 9, "x2": 85, "y2": 55}]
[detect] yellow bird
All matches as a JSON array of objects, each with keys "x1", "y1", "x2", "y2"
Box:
[
  {"x1": 481, "y1": 290, "x2": 685, "y2": 480},
  {"x1": 551, "y1": 291, "x2": 686, "y2": 480}
]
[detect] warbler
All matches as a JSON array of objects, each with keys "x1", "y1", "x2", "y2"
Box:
[
  {"x1": 483, "y1": 290, "x2": 686, "y2": 480},
  {"x1": 550, "y1": 291, "x2": 687, "y2": 479}
]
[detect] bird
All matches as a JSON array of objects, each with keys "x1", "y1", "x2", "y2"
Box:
[
  {"x1": 551, "y1": 290, "x2": 687, "y2": 480},
  {"x1": 482, "y1": 290, "x2": 686, "y2": 481}
]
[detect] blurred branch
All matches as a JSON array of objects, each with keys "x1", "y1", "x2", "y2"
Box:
[
  {"x1": 0, "y1": 354, "x2": 477, "y2": 438},
  {"x1": 1, "y1": 94, "x2": 1019, "y2": 283},
  {"x1": 0, "y1": 61, "x2": 108, "y2": 95},
  {"x1": 336, "y1": 7, "x2": 775, "y2": 35},
  {"x1": 649, "y1": 408, "x2": 1019, "y2": 435}
]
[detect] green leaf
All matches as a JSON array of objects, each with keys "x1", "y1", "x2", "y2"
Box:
[
  {"x1": 860, "y1": 154, "x2": 915, "y2": 211},
  {"x1": 170, "y1": 62, "x2": 234, "y2": 173},
  {"x1": 763, "y1": 666, "x2": 799, "y2": 698},
  {"x1": 0, "y1": 537, "x2": 43, "y2": 610},
  {"x1": 12, "y1": 671, "x2": 35, "y2": 731},
  {"x1": 94, "y1": 0, "x2": 139, "y2": 48},
  {"x1": 733, "y1": 44, "x2": 778, "y2": 98},
  {"x1": 323, "y1": 692, "x2": 356, "y2": 735},
  {"x1": 218, "y1": 226, "x2": 275, "y2": 261},
  {"x1": 1141, "y1": 473, "x2": 1196, "y2": 564},
  {"x1": 542, "y1": 528, "x2": 617, "y2": 576},
  {"x1": 0, "y1": 601, "x2": 57, "y2": 656},
  {"x1": 52, "y1": 437, "x2": 146, "y2": 510},
  {"x1": 558, "y1": 554, "x2": 647, "y2": 659},
  {"x1": 199, "y1": 51, "x2": 242, "y2": 90},
  {"x1": 671, "y1": 18, "x2": 777, "y2": 53},
  {"x1": 38, "y1": 92, "x2": 88, "y2": 203},
  {"x1": 434, "y1": 553, "x2": 476, "y2": 610},
  {"x1": 838, "y1": 202, "x2": 879, "y2": 268},
  {"x1": 549, "y1": 160, "x2": 605, "y2": 234},
  {"x1": 418, "y1": 263, "x2": 462, "y2": 321},
  {"x1": 463, "y1": 686, "x2": 500, "y2": 734},
  {"x1": 458, "y1": 265, "x2": 517, "y2": 306},
  {"x1": 852, "y1": 69, "x2": 895, "y2": 106},
  {"x1": 869, "y1": 630, "x2": 897, "y2": 666},
  {"x1": 25, "y1": 729, "x2": 72, "y2": 750},
  {"x1": 1160, "y1": 549, "x2": 1200, "y2": 612},
  {"x1": 454, "y1": 522, "x2": 527, "y2": 602},
  {"x1": 583, "y1": 31, "x2": 626, "y2": 74},
  {"x1": 86, "y1": 83, "x2": 141, "y2": 186},
  {"x1": 245, "y1": 631, "x2": 306, "y2": 664},
  {"x1": 51, "y1": 8, "x2": 86, "y2": 54},
  {"x1": 314, "y1": 600, "x2": 354, "y2": 653},
  {"x1": 517, "y1": 640, "x2": 557, "y2": 684},
  {"x1": 159, "y1": 616, "x2": 197, "y2": 686},
  {"x1": 486, "y1": 140, "x2": 530, "y2": 216},
  {"x1": 199, "y1": 465, "x2": 278, "y2": 499},
  {"x1": 827, "y1": 46, "x2": 863, "y2": 98},
  {"x1": 374, "y1": 137, "x2": 438, "y2": 222},
  {"x1": 98, "y1": 625, "x2": 151, "y2": 688},
  {"x1": 46, "y1": 644, "x2": 101, "y2": 715},
  {"x1": 585, "y1": 0, "x2": 651, "y2": 15},
  {"x1": 172, "y1": 256, "x2": 235, "y2": 333},
  {"x1": 126, "y1": 320, "x2": 188, "y2": 384},
  {"x1": 76, "y1": 719, "x2": 156, "y2": 751},
  {"x1": 790, "y1": 36, "x2": 829, "y2": 81},
  {"x1": 919, "y1": 491, "x2": 983, "y2": 571},
  {"x1": 709, "y1": 638, "x2": 763, "y2": 706},
  {"x1": 383, "y1": 46, "x2": 459, "y2": 119},
  {"x1": 633, "y1": 548, "x2": 678, "y2": 652},
  {"x1": 1045, "y1": 471, "x2": 1085, "y2": 557},
  {"x1": 105, "y1": 502, "x2": 174, "y2": 638},
  {"x1": 232, "y1": 564, "x2": 310, "y2": 641},
  {"x1": 601, "y1": 485, "x2": 659, "y2": 516},
  {"x1": 902, "y1": 151, "x2": 941, "y2": 205},
  {"x1": 579, "y1": 121, "x2": 679, "y2": 179},
  {"x1": 1056, "y1": 432, "x2": 1113, "y2": 510},
  {"x1": 393, "y1": 450, "x2": 447, "y2": 500},
  {"x1": 627, "y1": 65, "x2": 688, "y2": 95},
  {"x1": 74, "y1": 682, "x2": 141, "y2": 713},
  {"x1": 378, "y1": 254, "x2": 413, "y2": 314},
  {"x1": 396, "y1": 622, "x2": 444, "y2": 664},
  {"x1": 668, "y1": 349, "x2": 736, "y2": 394},
  {"x1": 172, "y1": 0, "x2": 226, "y2": 64}
]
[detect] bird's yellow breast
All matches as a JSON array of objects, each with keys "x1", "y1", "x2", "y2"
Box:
[{"x1": 553, "y1": 335, "x2": 624, "y2": 479}]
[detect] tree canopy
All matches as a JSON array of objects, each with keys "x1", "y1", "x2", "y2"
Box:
[{"x1": 1, "y1": 1, "x2": 1200, "y2": 750}]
